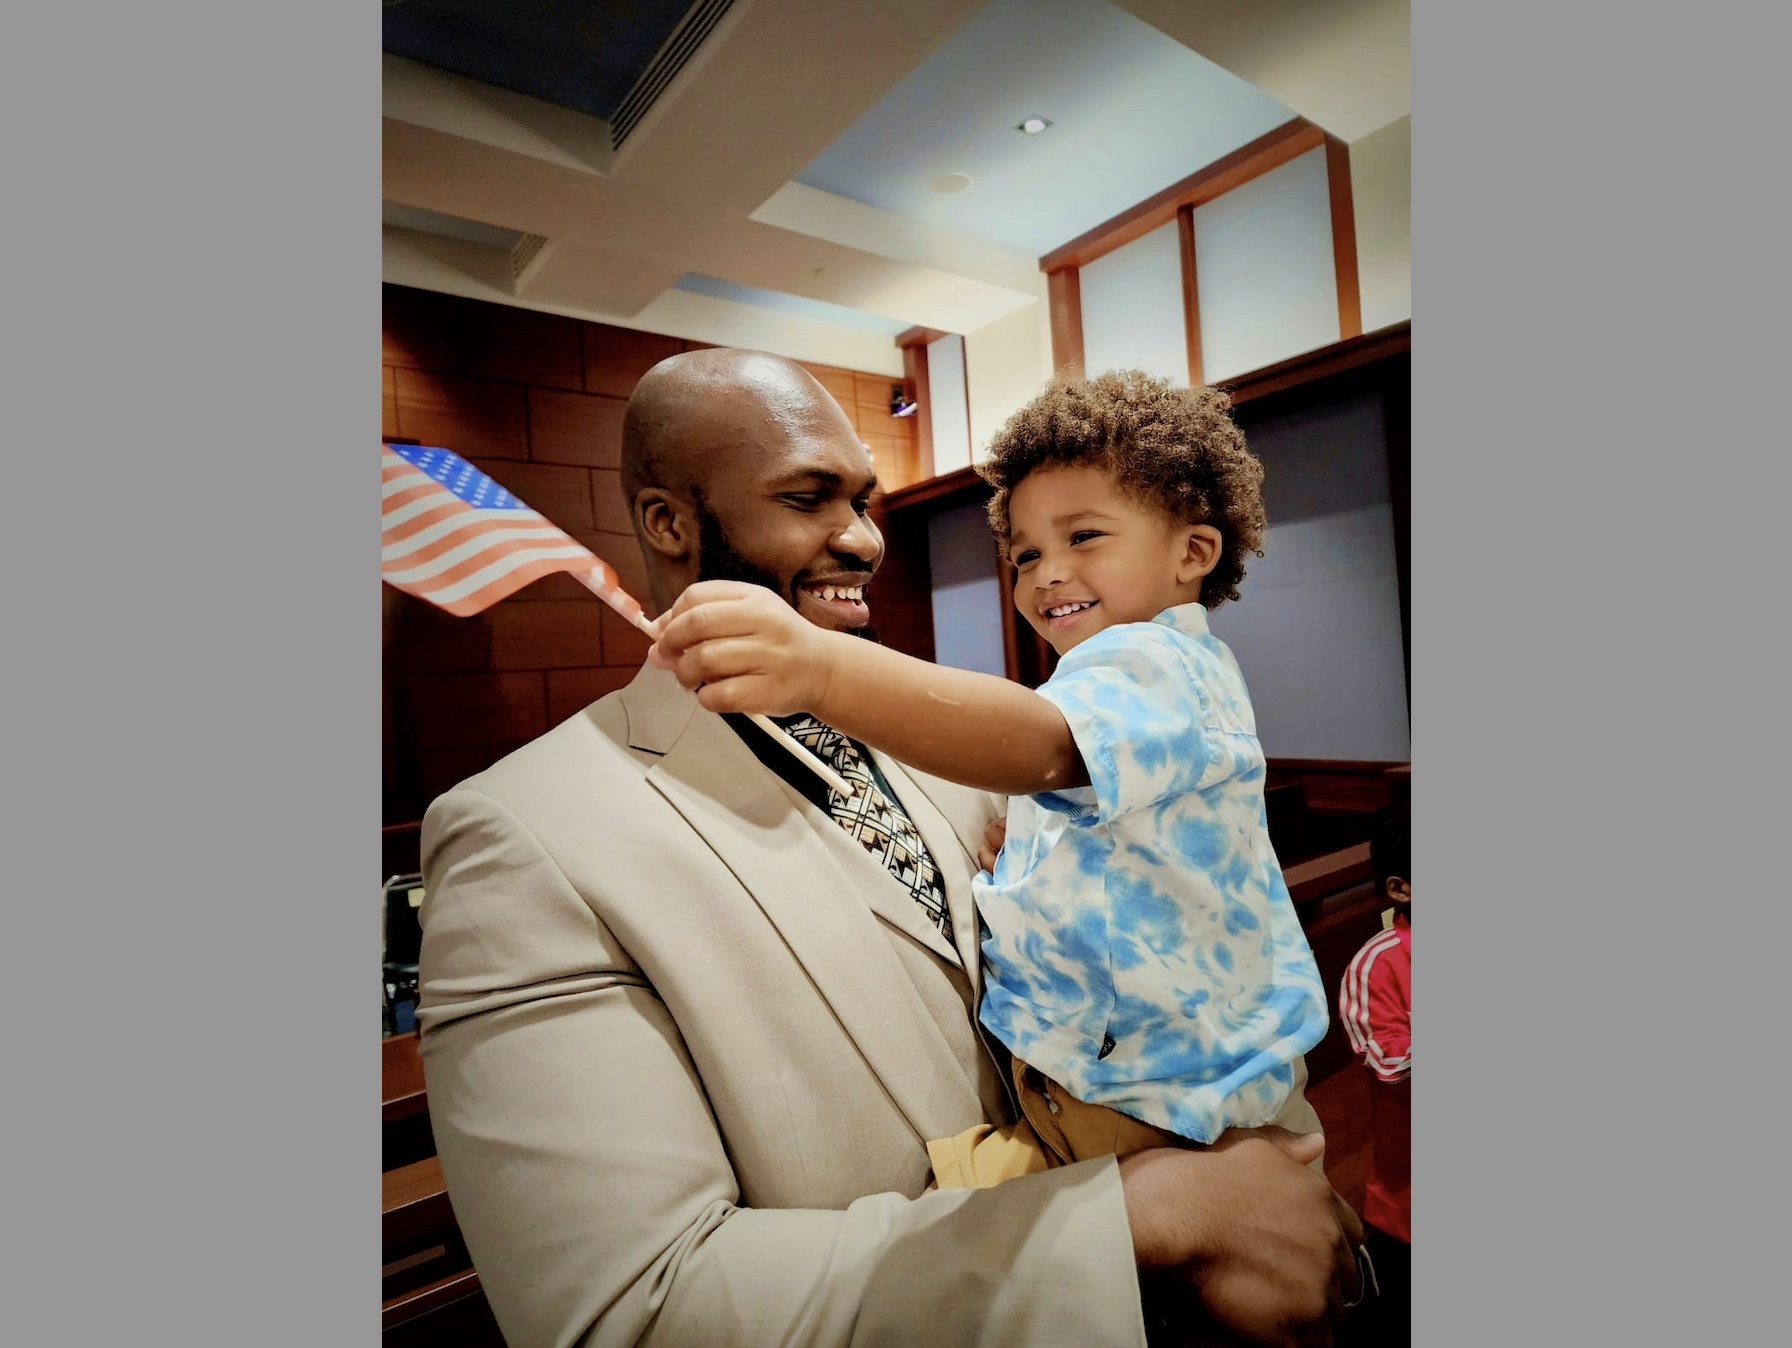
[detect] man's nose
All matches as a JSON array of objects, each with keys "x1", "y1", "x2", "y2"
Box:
[{"x1": 831, "y1": 512, "x2": 882, "y2": 568}]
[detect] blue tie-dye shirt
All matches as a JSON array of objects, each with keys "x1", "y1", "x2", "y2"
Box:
[{"x1": 974, "y1": 604, "x2": 1327, "y2": 1143}]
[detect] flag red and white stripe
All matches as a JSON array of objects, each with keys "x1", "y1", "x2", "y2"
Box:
[{"x1": 381, "y1": 443, "x2": 644, "y2": 625}]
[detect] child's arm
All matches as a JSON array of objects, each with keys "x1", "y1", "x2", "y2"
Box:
[
  {"x1": 650, "y1": 580, "x2": 1088, "y2": 796},
  {"x1": 1340, "y1": 934, "x2": 1411, "y2": 1083}
]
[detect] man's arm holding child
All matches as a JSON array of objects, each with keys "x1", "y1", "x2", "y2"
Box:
[{"x1": 651, "y1": 579, "x2": 1088, "y2": 796}]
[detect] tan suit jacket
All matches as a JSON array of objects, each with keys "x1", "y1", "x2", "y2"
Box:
[{"x1": 417, "y1": 667, "x2": 1148, "y2": 1348}]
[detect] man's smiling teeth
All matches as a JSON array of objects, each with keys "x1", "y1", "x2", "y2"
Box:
[
  {"x1": 809, "y1": 585, "x2": 864, "y2": 603},
  {"x1": 1047, "y1": 601, "x2": 1095, "y2": 618}
]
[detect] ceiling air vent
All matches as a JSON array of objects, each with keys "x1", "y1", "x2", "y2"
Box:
[
  {"x1": 509, "y1": 232, "x2": 549, "y2": 286},
  {"x1": 610, "y1": 0, "x2": 735, "y2": 151}
]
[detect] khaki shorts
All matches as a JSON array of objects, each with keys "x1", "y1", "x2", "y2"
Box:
[{"x1": 928, "y1": 1056, "x2": 1323, "y2": 1189}]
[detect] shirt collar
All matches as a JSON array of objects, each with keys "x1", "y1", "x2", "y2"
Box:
[{"x1": 1151, "y1": 602, "x2": 1212, "y2": 638}]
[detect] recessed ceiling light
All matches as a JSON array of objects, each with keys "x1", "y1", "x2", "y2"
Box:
[
  {"x1": 1017, "y1": 115, "x2": 1053, "y2": 135},
  {"x1": 929, "y1": 172, "x2": 973, "y2": 196}
]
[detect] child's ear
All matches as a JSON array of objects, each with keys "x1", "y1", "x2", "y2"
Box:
[
  {"x1": 1177, "y1": 525, "x2": 1224, "y2": 583},
  {"x1": 1386, "y1": 877, "x2": 1412, "y2": 904},
  {"x1": 637, "y1": 489, "x2": 694, "y2": 561}
]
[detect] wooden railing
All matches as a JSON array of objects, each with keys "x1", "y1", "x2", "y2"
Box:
[{"x1": 382, "y1": 1032, "x2": 506, "y2": 1346}]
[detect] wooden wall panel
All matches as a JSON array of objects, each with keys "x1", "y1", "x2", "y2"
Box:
[
  {"x1": 392, "y1": 369, "x2": 529, "y2": 461},
  {"x1": 798, "y1": 362, "x2": 862, "y2": 415},
  {"x1": 486, "y1": 602, "x2": 604, "y2": 671},
  {"x1": 900, "y1": 342, "x2": 934, "y2": 480},
  {"x1": 420, "y1": 744, "x2": 527, "y2": 809},
  {"x1": 384, "y1": 287, "x2": 583, "y2": 390},
  {"x1": 579, "y1": 529, "x2": 651, "y2": 600},
  {"x1": 383, "y1": 367, "x2": 400, "y2": 440},
  {"x1": 590, "y1": 469, "x2": 633, "y2": 535},
  {"x1": 547, "y1": 667, "x2": 638, "y2": 727},
  {"x1": 599, "y1": 608, "x2": 653, "y2": 667},
  {"x1": 411, "y1": 673, "x2": 547, "y2": 751},
  {"x1": 581, "y1": 325, "x2": 682, "y2": 398},
  {"x1": 474, "y1": 460, "x2": 594, "y2": 532},
  {"x1": 399, "y1": 607, "x2": 491, "y2": 675},
  {"x1": 527, "y1": 389, "x2": 626, "y2": 468}
]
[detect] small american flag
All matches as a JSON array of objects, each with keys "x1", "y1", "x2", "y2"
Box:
[{"x1": 382, "y1": 443, "x2": 644, "y2": 623}]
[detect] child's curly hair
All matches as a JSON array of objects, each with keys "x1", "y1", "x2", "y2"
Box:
[{"x1": 977, "y1": 369, "x2": 1267, "y2": 608}]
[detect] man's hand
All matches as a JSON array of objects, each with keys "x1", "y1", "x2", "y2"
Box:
[
  {"x1": 1119, "y1": 1128, "x2": 1365, "y2": 1348},
  {"x1": 648, "y1": 581, "x2": 840, "y2": 717},
  {"x1": 977, "y1": 817, "x2": 1007, "y2": 875}
]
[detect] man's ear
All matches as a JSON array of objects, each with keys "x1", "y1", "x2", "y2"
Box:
[
  {"x1": 637, "y1": 488, "x2": 694, "y2": 562},
  {"x1": 1386, "y1": 877, "x2": 1412, "y2": 904},
  {"x1": 1176, "y1": 524, "x2": 1224, "y2": 584}
]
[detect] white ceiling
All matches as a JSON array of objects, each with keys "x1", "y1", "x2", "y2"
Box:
[
  {"x1": 381, "y1": 0, "x2": 1409, "y2": 372},
  {"x1": 795, "y1": 0, "x2": 1295, "y2": 255}
]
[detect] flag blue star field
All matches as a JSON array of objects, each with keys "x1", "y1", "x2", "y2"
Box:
[{"x1": 381, "y1": 443, "x2": 643, "y2": 622}]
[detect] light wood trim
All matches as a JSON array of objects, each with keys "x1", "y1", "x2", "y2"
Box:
[
  {"x1": 1177, "y1": 205, "x2": 1203, "y2": 386},
  {"x1": 382, "y1": 1155, "x2": 458, "y2": 1259},
  {"x1": 884, "y1": 463, "x2": 985, "y2": 513},
  {"x1": 383, "y1": 1268, "x2": 483, "y2": 1330},
  {"x1": 1283, "y1": 843, "x2": 1373, "y2": 906},
  {"x1": 1325, "y1": 135, "x2": 1363, "y2": 340},
  {"x1": 895, "y1": 325, "x2": 948, "y2": 349},
  {"x1": 1269, "y1": 757, "x2": 1408, "y2": 776},
  {"x1": 901, "y1": 342, "x2": 935, "y2": 481},
  {"x1": 1039, "y1": 118, "x2": 1325, "y2": 273},
  {"x1": 382, "y1": 1031, "x2": 427, "y2": 1122},
  {"x1": 1046, "y1": 268, "x2": 1083, "y2": 373},
  {"x1": 997, "y1": 551, "x2": 1022, "y2": 684},
  {"x1": 382, "y1": 1155, "x2": 447, "y2": 1217}
]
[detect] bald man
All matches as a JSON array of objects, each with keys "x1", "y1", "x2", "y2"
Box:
[{"x1": 416, "y1": 350, "x2": 1364, "y2": 1348}]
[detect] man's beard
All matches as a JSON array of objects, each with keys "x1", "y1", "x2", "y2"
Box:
[{"x1": 693, "y1": 495, "x2": 879, "y2": 642}]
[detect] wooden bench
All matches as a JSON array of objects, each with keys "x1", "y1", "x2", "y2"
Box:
[
  {"x1": 1263, "y1": 782, "x2": 1317, "y2": 863},
  {"x1": 1284, "y1": 842, "x2": 1373, "y2": 909},
  {"x1": 382, "y1": 1032, "x2": 507, "y2": 1346},
  {"x1": 1279, "y1": 844, "x2": 1392, "y2": 1085}
]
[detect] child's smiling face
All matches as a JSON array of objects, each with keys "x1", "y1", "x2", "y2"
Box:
[{"x1": 1005, "y1": 463, "x2": 1219, "y2": 655}]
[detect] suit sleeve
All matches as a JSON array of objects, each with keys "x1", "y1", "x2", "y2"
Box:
[
  {"x1": 1339, "y1": 933, "x2": 1411, "y2": 1084},
  {"x1": 417, "y1": 786, "x2": 1147, "y2": 1348}
]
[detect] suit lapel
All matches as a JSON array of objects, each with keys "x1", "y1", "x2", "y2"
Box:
[
  {"x1": 807, "y1": 799, "x2": 961, "y2": 967},
  {"x1": 871, "y1": 752, "x2": 990, "y2": 1000},
  {"x1": 625, "y1": 671, "x2": 978, "y2": 1141}
]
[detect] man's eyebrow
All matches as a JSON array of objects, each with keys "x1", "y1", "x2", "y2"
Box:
[{"x1": 769, "y1": 468, "x2": 878, "y2": 494}]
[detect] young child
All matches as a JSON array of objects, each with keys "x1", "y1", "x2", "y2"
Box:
[
  {"x1": 1340, "y1": 812, "x2": 1411, "y2": 1342},
  {"x1": 651, "y1": 369, "x2": 1329, "y2": 1183}
]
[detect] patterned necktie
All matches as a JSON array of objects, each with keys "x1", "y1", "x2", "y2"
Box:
[{"x1": 780, "y1": 715, "x2": 953, "y2": 941}]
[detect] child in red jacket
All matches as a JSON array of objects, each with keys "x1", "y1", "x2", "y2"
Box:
[{"x1": 1342, "y1": 813, "x2": 1411, "y2": 1343}]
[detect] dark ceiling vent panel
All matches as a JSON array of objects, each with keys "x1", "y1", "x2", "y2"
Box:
[
  {"x1": 610, "y1": 0, "x2": 734, "y2": 151},
  {"x1": 509, "y1": 233, "x2": 550, "y2": 286}
]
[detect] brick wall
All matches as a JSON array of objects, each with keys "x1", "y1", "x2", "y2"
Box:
[{"x1": 382, "y1": 284, "x2": 927, "y2": 825}]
